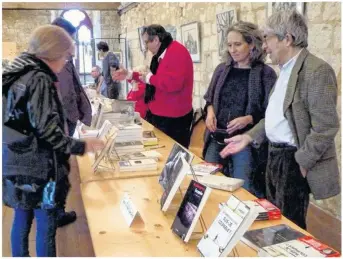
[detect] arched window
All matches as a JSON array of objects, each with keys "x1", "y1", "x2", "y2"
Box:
[{"x1": 61, "y1": 9, "x2": 94, "y2": 84}]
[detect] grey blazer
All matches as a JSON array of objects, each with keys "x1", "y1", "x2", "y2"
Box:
[{"x1": 248, "y1": 49, "x2": 340, "y2": 200}]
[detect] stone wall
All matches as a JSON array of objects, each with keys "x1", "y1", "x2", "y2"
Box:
[{"x1": 119, "y1": 2, "x2": 341, "y2": 218}]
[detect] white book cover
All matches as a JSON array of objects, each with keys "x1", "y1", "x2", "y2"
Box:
[
  {"x1": 160, "y1": 156, "x2": 190, "y2": 212},
  {"x1": 118, "y1": 159, "x2": 157, "y2": 172},
  {"x1": 189, "y1": 162, "x2": 223, "y2": 176},
  {"x1": 198, "y1": 175, "x2": 244, "y2": 192},
  {"x1": 171, "y1": 180, "x2": 212, "y2": 243},
  {"x1": 197, "y1": 195, "x2": 258, "y2": 257}
]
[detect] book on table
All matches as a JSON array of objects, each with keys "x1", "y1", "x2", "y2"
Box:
[
  {"x1": 244, "y1": 199, "x2": 281, "y2": 221},
  {"x1": 160, "y1": 156, "x2": 190, "y2": 212},
  {"x1": 91, "y1": 102, "x2": 104, "y2": 129},
  {"x1": 188, "y1": 162, "x2": 223, "y2": 176},
  {"x1": 119, "y1": 150, "x2": 162, "y2": 161},
  {"x1": 241, "y1": 224, "x2": 305, "y2": 251},
  {"x1": 118, "y1": 158, "x2": 157, "y2": 172},
  {"x1": 258, "y1": 235, "x2": 341, "y2": 257},
  {"x1": 198, "y1": 174, "x2": 244, "y2": 192},
  {"x1": 171, "y1": 180, "x2": 212, "y2": 243},
  {"x1": 142, "y1": 130, "x2": 158, "y2": 146},
  {"x1": 159, "y1": 143, "x2": 194, "y2": 190},
  {"x1": 197, "y1": 195, "x2": 258, "y2": 257}
]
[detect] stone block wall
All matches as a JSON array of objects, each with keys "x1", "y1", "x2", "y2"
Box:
[{"x1": 119, "y1": 2, "x2": 341, "y2": 218}]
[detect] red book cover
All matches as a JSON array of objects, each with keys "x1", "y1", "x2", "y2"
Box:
[
  {"x1": 299, "y1": 236, "x2": 341, "y2": 257},
  {"x1": 255, "y1": 199, "x2": 281, "y2": 218}
]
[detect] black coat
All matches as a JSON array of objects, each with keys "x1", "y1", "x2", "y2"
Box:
[{"x1": 2, "y1": 53, "x2": 85, "y2": 209}]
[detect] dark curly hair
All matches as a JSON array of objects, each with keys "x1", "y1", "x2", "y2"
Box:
[{"x1": 96, "y1": 41, "x2": 109, "y2": 52}]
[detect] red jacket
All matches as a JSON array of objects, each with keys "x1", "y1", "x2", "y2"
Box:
[
  {"x1": 133, "y1": 41, "x2": 193, "y2": 118},
  {"x1": 127, "y1": 80, "x2": 148, "y2": 118}
]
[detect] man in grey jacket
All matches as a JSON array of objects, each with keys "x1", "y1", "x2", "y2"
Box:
[
  {"x1": 97, "y1": 41, "x2": 120, "y2": 99},
  {"x1": 220, "y1": 10, "x2": 340, "y2": 229}
]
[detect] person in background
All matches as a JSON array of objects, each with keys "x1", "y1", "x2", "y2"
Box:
[
  {"x1": 122, "y1": 65, "x2": 148, "y2": 119},
  {"x1": 2, "y1": 25, "x2": 104, "y2": 257},
  {"x1": 220, "y1": 10, "x2": 340, "y2": 229},
  {"x1": 90, "y1": 65, "x2": 104, "y2": 94},
  {"x1": 96, "y1": 41, "x2": 120, "y2": 99},
  {"x1": 113, "y1": 24, "x2": 194, "y2": 148},
  {"x1": 203, "y1": 21, "x2": 277, "y2": 197},
  {"x1": 52, "y1": 17, "x2": 92, "y2": 137},
  {"x1": 51, "y1": 16, "x2": 93, "y2": 228}
]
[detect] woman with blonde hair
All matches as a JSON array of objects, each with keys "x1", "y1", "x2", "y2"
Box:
[
  {"x1": 2, "y1": 25, "x2": 104, "y2": 257},
  {"x1": 203, "y1": 21, "x2": 277, "y2": 197}
]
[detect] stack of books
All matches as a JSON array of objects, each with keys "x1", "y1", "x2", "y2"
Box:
[
  {"x1": 119, "y1": 150, "x2": 162, "y2": 161},
  {"x1": 114, "y1": 124, "x2": 143, "y2": 143},
  {"x1": 113, "y1": 141, "x2": 144, "y2": 156},
  {"x1": 79, "y1": 120, "x2": 112, "y2": 139},
  {"x1": 142, "y1": 130, "x2": 158, "y2": 146},
  {"x1": 118, "y1": 158, "x2": 157, "y2": 172},
  {"x1": 244, "y1": 199, "x2": 281, "y2": 221}
]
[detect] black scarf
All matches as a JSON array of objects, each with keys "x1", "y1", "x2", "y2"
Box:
[{"x1": 144, "y1": 33, "x2": 173, "y2": 104}]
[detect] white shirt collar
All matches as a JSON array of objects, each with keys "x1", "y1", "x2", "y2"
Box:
[
  {"x1": 158, "y1": 49, "x2": 167, "y2": 61},
  {"x1": 279, "y1": 48, "x2": 303, "y2": 70}
]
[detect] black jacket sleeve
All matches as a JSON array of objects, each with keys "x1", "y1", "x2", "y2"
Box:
[{"x1": 27, "y1": 75, "x2": 85, "y2": 155}]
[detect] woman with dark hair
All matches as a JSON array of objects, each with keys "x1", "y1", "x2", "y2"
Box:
[
  {"x1": 2, "y1": 25, "x2": 104, "y2": 257},
  {"x1": 203, "y1": 21, "x2": 277, "y2": 197}
]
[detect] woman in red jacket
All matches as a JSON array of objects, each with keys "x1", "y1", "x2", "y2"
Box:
[{"x1": 127, "y1": 79, "x2": 148, "y2": 118}]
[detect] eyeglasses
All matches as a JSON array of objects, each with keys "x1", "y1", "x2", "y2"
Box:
[{"x1": 210, "y1": 129, "x2": 229, "y2": 146}]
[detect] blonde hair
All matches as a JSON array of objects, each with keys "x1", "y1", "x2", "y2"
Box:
[{"x1": 28, "y1": 25, "x2": 74, "y2": 61}]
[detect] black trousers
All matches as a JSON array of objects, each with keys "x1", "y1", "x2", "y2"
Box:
[
  {"x1": 146, "y1": 109, "x2": 193, "y2": 148},
  {"x1": 266, "y1": 142, "x2": 310, "y2": 230}
]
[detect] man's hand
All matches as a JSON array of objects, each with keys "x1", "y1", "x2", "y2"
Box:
[
  {"x1": 227, "y1": 116, "x2": 253, "y2": 135},
  {"x1": 112, "y1": 66, "x2": 128, "y2": 81},
  {"x1": 300, "y1": 166, "x2": 307, "y2": 178},
  {"x1": 220, "y1": 134, "x2": 252, "y2": 158},
  {"x1": 84, "y1": 138, "x2": 105, "y2": 153}
]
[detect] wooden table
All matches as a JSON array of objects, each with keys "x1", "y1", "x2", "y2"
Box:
[
  {"x1": 76, "y1": 121, "x2": 202, "y2": 183},
  {"x1": 80, "y1": 175, "x2": 310, "y2": 257},
  {"x1": 78, "y1": 119, "x2": 311, "y2": 257}
]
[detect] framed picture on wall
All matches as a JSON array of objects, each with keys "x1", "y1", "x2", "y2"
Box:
[
  {"x1": 267, "y1": 2, "x2": 305, "y2": 17},
  {"x1": 181, "y1": 22, "x2": 201, "y2": 63},
  {"x1": 138, "y1": 26, "x2": 146, "y2": 53},
  {"x1": 216, "y1": 9, "x2": 238, "y2": 57},
  {"x1": 113, "y1": 51, "x2": 122, "y2": 64}
]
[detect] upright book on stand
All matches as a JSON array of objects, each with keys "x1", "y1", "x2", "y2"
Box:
[
  {"x1": 171, "y1": 180, "x2": 212, "y2": 243},
  {"x1": 91, "y1": 102, "x2": 104, "y2": 129},
  {"x1": 160, "y1": 156, "x2": 190, "y2": 212},
  {"x1": 197, "y1": 195, "x2": 258, "y2": 257},
  {"x1": 159, "y1": 143, "x2": 193, "y2": 190}
]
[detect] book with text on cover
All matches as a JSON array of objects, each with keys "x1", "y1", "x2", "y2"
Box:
[
  {"x1": 171, "y1": 180, "x2": 212, "y2": 243},
  {"x1": 244, "y1": 199, "x2": 281, "y2": 221},
  {"x1": 258, "y1": 235, "x2": 341, "y2": 257},
  {"x1": 160, "y1": 156, "x2": 190, "y2": 212},
  {"x1": 197, "y1": 195, "x2": 258, "y2": 257},
  {"x1": 241, "y1": 224, "x2": 305, "y2": 251}
]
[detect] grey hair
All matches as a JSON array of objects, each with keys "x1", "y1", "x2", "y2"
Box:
[
  {"x1": 222, "y1": 21, "x2": 266, "y2": 65},
  {"x1": 265, "y1": 9, "x2": 308, "y2": 48},
  {"x1": 93, "y1": 65, "x2": 102, "y2": 73}
]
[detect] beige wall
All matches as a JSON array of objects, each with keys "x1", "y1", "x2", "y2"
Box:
[{"x1": 119, "y1": 2, "x2": 341, "y2": 218}]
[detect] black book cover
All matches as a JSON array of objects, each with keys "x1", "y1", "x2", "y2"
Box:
[
  {"x1": 159, "y1": 143, "x2": 193, "y2": 190},
  {"x1": 171, "y1": 180, "x2": 206, "y2": 240},
  {"x1": 160, "y1": 156, "x2": 184, "y2": 208},
  {"x1": 243, "y1": 224, "x2": 305, "y2": 251}
]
